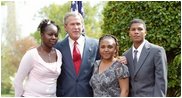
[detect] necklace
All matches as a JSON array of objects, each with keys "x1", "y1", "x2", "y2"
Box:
[
  {"x1": 47, "y1": 52, "x2": 52, "y2": 62},
  {"x1": 40, "y1": 46, "x2": 54, "y2": 63}
]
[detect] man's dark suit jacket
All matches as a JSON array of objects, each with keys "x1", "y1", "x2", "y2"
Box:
[
  {"x1": 123, "y1": 40, "x2": 167, "y2": 97},
  {"x1": 55, "y1": 36, "x2": 99, "y2": 97}
]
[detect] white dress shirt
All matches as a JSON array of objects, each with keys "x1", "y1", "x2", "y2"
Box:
[
  {"x1": 132, "y1": 40, "x2": 146, "y2": 62},
  {"x1": 68, "y1": 35, "x2": 85, "y2": 58}
]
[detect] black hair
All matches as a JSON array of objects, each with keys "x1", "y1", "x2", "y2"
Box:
[
  {"x1": 128, "y1": 18, "x2": 146, "y2": 30},
  {"x1": 99, "y1": 34, "x2": 119, "y2": 57},
  {"x1": 37, "y1": 19, "x2": 60, "y2": 33}
]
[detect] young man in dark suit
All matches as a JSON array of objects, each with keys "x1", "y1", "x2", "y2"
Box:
[{"x1": 123, "y1": 19, "x2": 167, "y2": 97}]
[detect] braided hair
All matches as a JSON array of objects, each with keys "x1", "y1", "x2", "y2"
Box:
[{"x1": 37, "y1": 19, "x2": 60, "y2": 33}]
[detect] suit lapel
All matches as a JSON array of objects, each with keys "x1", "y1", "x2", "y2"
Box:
[
  {"x1": 127, "y1": 48, "x2": 135, "y2": 78},
  {"x1": 62, "y1": 37, "x2": 77, "y2": 78},
  {"x1": 77, "y1": 37, "x2": 92, "y2": 77},
  {"x1": 134, "y1": 41, "x2": 150, "y2": 77}
]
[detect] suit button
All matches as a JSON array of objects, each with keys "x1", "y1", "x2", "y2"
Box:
[{"x1": 134, "y1": 79, "x2": 137, "y2": 82}]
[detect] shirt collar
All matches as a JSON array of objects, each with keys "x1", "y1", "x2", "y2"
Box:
[
  {"x1": 68, "y1": 35, "x2": 85, "y2": 46},
  {"x1": 132, "y1": 39, "x2": 146, "y2": 52}
]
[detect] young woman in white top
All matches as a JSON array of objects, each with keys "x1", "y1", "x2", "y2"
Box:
[{"x1": 14, "y1": 19, "x2": 62, "y2": 97}]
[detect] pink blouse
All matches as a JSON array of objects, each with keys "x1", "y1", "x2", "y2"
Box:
[{"x1": 14, "y1": 48, "x2": 62, "y2": 97}]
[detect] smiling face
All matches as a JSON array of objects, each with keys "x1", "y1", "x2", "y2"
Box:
[
  {"x1": 41, "y1": 24, "x2": 59, "y2": 48},
  {"x1": 99, "y1": 38, "x2": 117, "y2": 60},
  {"x1": 129, "y1": 23, "x2": 146, "y2": 45},
  {"x1": 64, "y1": 15, "x2": 83, "y2": 41}
]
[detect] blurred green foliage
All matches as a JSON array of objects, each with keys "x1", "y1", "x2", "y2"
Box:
[
  {"x1": 31, "y1": 1, "x2": 105, "y2": 43},
  {"x1": 1, "y1": 37, "x2": 37, "y2": 96}
]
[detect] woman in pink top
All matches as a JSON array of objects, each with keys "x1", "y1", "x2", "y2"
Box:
[{"x1": 14, "y1": 19, "x2": 62, "y2": 97}]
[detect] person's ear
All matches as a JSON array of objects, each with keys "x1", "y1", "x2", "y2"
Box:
[
  {"x1": 64, "y1": 24, "x2": 67, "y2": 32},
  {"x1": 144, "y1": 32, "x2": 147, "y2": 36},
  {"x1": 129, "y1": 32, "x2": 131, "y2": 37}
]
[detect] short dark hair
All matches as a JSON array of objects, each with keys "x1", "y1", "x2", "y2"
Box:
[{"x1": 128, "y1": 18, "x2": 146, "y2": 30}]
